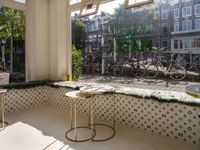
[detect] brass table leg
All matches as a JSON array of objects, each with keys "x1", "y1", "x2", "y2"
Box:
[
  {"x1": 92, "y1": 92, "x2": 116, "y2": 142},
  {"x1": 65, "y1": 94, "x2": 96, "y2": 142},
  {"x1": 0, "y1": 93, "x2": 9, "y2": 131}
]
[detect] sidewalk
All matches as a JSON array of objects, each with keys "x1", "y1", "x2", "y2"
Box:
[{"x1": 79, "y1": 75, "x2": 198, "y2": 92}]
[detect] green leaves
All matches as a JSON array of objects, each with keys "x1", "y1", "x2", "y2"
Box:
[
  {"x1": 0, "y1": 7, "x2": 25, "y2": 39},
  {"x1": 72, "y1": 45, "x2": 84, "y2": 81},
  {"x1": 72, "y1": 18, "x2": 86, "y2": 50}
]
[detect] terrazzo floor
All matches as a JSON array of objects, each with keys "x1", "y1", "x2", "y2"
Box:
[{"x1": 0, "y1": 105, "x2": 199, "y2": 150}]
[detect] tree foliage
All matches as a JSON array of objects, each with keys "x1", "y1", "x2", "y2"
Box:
[
  {"x1": 72, "y1": 17, "x2": 86, "y2": 51},
  {"x1": 108, "y1": 3, "x2": 157, "y2": 54},
  {"x1": 0, "y1": 7, "x2": 25, "y2": 39},
  {"x1": 0, "y1": 7, "x2": 25, "y2": 73},
  {"x1": 72, "y1": 45, "x2": 84, "y2": 81}
]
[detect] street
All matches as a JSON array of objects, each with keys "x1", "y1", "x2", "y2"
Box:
[{"x1": 79, "y1": 75, "x2": 199, "y2": 92}]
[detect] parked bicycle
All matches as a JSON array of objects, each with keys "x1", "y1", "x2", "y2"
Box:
[
  {"x1": 83, "y1": 52, "x2": 101, "y2": 75},
  {"x1": 117, "y1": 52, "x2": 146, "y2": 77},
  {"x1": 194, "y1": 55, "x2": 200, "y2": 73},
  {"x1": 145, "y1": 52, "x2": 187, "y2": 80}
]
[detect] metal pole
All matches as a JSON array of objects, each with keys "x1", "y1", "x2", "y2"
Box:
[
  {"x1": 2, "y1": 94, "x2": 4, "y2": 129},
  {"x1": 74, "y1": 99, "x2": 77, "y2": 141},
  {"x1": 2, "y1": 44, "x2": 6, "y2": 70}
]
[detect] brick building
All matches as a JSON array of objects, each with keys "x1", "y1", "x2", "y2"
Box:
[
  {"x1": 170, "y1": 0, "x2": 200, "y2": 54},
  {"x1": 85, "y1": 11, "x2": 111, "y2": 57}
]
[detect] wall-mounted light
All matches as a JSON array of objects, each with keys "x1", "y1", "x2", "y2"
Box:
[
  {"x1": 80, "y1": 0, "x2": 100, "y2": 17},
  {"x1": 125, "y1": 0, "x2": 154, "y2": 9}
]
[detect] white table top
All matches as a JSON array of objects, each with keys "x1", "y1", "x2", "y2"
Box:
[
  {"x1": 185, "y1": 84, "x2": 200, "y2": 99},
  {"x1": 0, "y1": 89, "x2": 7, "y2": 94},
  {"x1": 65, "y1": 91, "x2": 91, "y2": 99},
  {"x1": 80, "y1": 85, "x2": 115, "y2": 95}
]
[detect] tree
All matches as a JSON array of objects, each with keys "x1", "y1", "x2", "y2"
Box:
[
  {"x1": 72, "y1": 45, "x2": 83, "y2": 81},
  {"x1": 72, "y1": 17, "x2": 86, "y2": 51},
  {"x1": 108, "y1": 3, "x2": 157, "y2": 56},
  {"x1": 0, "y1": 7, "x2": 25, "y2": 73}
]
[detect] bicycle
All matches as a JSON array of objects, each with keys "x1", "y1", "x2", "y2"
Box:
[
  {"x1": 145, "y1": 53, "x2": 187, "y2": 81},
  {"x1": 83, "y1": 54, "x2": 101, "y2": 75},
  {"x1": 194, "y1": 54, "x2": 200, "y2": 73},
  {"x1": 118, "y1": 54, "x2": 146, "y2": 77}
]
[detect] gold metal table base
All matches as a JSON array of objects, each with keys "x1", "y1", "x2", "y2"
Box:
[
  {"x1": 0, "y1": 91, "x2": 8, "y2": 131},
  {"x1": 92, "y1": 123, "x2": 115, "y2": 142},
  {"x1": 0, "y1": 121, "x2": 9, "y2": 131},
  {"x1": 65, "y1": 91, "x2": 96, "y2": 142},
  {"x1": 65, "y1": 90, "x2": 116, "y2": 142},
  {"x1": 65, "y1": 126, "x2": 96, "y2": 142}
]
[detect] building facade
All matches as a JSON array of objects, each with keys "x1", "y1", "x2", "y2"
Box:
[
  {"x1": 85, "y1": 11, "x2": 111, "y2": 58},
  {"x1": 83, "y1": 0, "x2": 200, "y2": 58},
  {"x1": 170, "y1": 0, "x2": 200, "y2": 54}
]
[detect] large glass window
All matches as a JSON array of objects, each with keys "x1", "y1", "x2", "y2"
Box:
[
  {"x1": 71, "y1": 0, "x2": 200, "y2": 83},
  {"x1": 195, "y1": 18, "x2": 200, "y2": 30},
  {"x1": 0, "y1": 7, "x2": 25, "y2": 83},
  {"x1": 162, "y1": 26, "x2": 168, "y2": 33},
  {"x1": 192, "y1": 37, "x2": 200, "y2": 48},
  {"x1": 184, "y1": 38, "x2": 192, "y2": 48},
  {"x1": 182, "y1": 6, "x2": 192, "y2": 17},
  {"x1": 173, "y1": 39, "x2": 183, "y2": 49},
  {"x1": 174, "y1": 40, "x2": 178, "y2": 49},
  {"x1": 195, "y1": 4, "x2": 200, "y2": 16},
  {"x1": 162, "y1": 40, "x2": 168, "y2": 48},
  {"x1": 182, "y1": 20, "x2": 192, "y2": 31},
  {"x1": 174, "y1": 22, "x2": 179, "y2": 32},
  {"x1": 161, "y1": 7, "x2": 168, "y2": 20},
  {"x1": 174, "y1": 8, "x2": 180, "y2": 18}
]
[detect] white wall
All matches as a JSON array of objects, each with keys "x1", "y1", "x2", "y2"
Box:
[
  {"x1": 26, "y1": 0, "x2": 69, "y2": 81},
  {"x1": 26, "y1": 0, "x2": 50, "y2": 81},
  {"x1": 2, "y1": 0, "x2": 114, "y2": 81},
  {"x1": 49, "y1": 0, "x2": 68, "y2": 80}
]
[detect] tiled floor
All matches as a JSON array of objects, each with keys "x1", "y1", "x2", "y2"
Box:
[{"x1": 0, "y1": 105, "x2": 199, "y2": 150}]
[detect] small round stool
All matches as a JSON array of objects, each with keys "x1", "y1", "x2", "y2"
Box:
[{"x1": 65, "y1": 91, "x2": 96, "y2": 142}]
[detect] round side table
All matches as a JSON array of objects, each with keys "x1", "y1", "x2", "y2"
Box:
[
  {"x1": 185, "y1": 84, "x2": 200, "y2": 99},
  {"x1": 65, "y1": 90, "x2": 96, "y2": 142},
  {"x1": 80, "y1": 85, "x2": 116, "y2": 142},
  {"x1": 0, "y1": 90, "x2": 9, "y2": 131}
]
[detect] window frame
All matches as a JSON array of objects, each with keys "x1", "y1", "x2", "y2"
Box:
[
  {"x1": 195, "y1": 4, "x2": 200, "y2": 16},
  {"x1": 182, "y1": 19, "x2": 192, "y2": 31},
  {"x1": 195, "y1": 18, "x2": 200, "y2": 30},
  {"x1": 162, "y1": 39, "x2": 168, "y2": 48},
  {"x1": 161, "y1": 7, "x2": 169, "y2": 20},
  {"x1": 125, "y1": 0, "x2": 154, "y2": 9},
  {"x1": 174, "y1": 21, "x2": 179, "y2": 32},
  {"x1": 174, "y1": 8, "x2": 180, "y2": 19},
  {"x1": 182, "y1": 6, "x2": 192, "y2": 17}
]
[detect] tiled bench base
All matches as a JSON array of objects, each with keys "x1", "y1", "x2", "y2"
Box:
[{"x1": 4, "y1": 86, "x2": 200, "y2": 145}]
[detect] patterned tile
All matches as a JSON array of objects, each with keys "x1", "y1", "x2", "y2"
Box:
[{"x1": 2, "y1": 86, "x2": 200, "y2": 144}]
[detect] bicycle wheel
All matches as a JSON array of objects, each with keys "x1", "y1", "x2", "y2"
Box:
[
  {"x1": 195, "y1": 61, "x2": 200, "y2": 73},
  {"x1": 113, "y1": 63, "x2": 123, "y2": 77},
  {"x1": 170, "y1": 66, "x2": 187, "y2": 81},
  {"x1": 145, "y1": 63, "x2": 159, "y2": 78},
  {"x1": 104, "y1": 63, "x2": 114, "y2": 75},
  {"x1": 132, "y1": 63, "x2": 146, "y2": 77}
]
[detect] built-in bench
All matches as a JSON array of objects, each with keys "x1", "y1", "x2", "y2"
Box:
[{"x1": 1, "y1": 80, "x2": 200, "y2": 145}]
